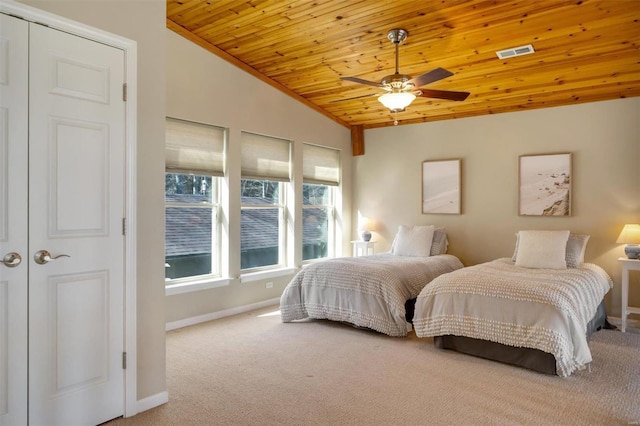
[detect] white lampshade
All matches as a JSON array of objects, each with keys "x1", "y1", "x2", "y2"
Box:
[
  {"x1": 617, "y1": 224, "x2": 640, "y2": 259},
  {"x1": 378, "y1": 92, "x2": 416, "y2": 112},
  {"x1": 616, "y1": 224, "x2": 640, "y2": 244}
]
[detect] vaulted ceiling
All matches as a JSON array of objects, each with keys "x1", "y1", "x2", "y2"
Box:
[{"x1": 167, "y1": 0, "x2": 640, "y2": 130}]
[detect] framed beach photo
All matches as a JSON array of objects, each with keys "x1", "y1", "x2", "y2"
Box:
[
  {"x1": 519, "y1": 153, "x2": 572, "y2": 216},
  {"x1": 422, "y1": 159, "x2": 461, "y2": 214}
]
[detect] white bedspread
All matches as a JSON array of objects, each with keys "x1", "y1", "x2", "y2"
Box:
[
  {"x1": 413, "y1": 258, "x2": 613, "y2": 376},
  {"x1": 280, "y1": 254, "x2": 464, "y2": 337}
]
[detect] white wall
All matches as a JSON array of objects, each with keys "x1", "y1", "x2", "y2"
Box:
[
  {"x1": 19, "y1": 0, "x2": 167, "y2": 403},
  {"x1": 165, "y1": 30, "x2": 352, "y2": 323},
  {"x1": 354, "y1": 97, "x2": 640, "y2": 316}
]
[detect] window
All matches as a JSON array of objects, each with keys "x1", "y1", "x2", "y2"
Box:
[
  {"x1": 302, "y1": 143, "x2": 340, "y2": 261},
  {"x1": 164, "y1": 118, "x2": 225, "y2": 283},
  {"x1": 240, "y1": 132, "x2": 291, "y2": 271},
  {"x1": 240, "y1": 179, "x2": 284, "y2": 269},
  {"x1": 302, "y1": 184, "x2": 333, "y2": 260},
  {"x1": 165, "y1": 174, "x2": 220, "y2": 280}
]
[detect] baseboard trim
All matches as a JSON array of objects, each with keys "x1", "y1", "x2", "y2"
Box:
[
  {"x1": 166, "y1": 298, "x2": 281, "y2": 331},
  {"x1": 135, "y1": 390, "x2": 169, "y2": 415},
  {"x1": 607, "y1": 316, "x2": 640, "y2": 329}
]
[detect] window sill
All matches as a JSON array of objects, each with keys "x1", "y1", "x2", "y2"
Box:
[
  {"x1": 302, "y1": 257, "x2": 330, "y2": 266},
  {"x1": 165, "y1": 276, "x2": 232, "y2": 296},
  {"x1": 240, "y1": 267, "x2": 298, "y2": 283}
]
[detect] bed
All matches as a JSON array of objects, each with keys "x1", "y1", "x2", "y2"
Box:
[
  {"x1": 413, "y1": 230, "x2": 613, "y2": 376},
  {"x1": 280, "y1": 225, "x2": 464, "y2": 336}
]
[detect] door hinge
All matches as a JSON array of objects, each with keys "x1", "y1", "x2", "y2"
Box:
[
  {"x1": 122, "y1": 217, "x2": 126, "y2": 236},
  {"x1": 122, "y1": 352, "x2": 127, "y2": 369},
  {"x1": 123, "y1": 83, "x2": 127, "y2": 102}
]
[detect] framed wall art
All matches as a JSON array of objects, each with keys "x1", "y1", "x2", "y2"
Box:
[
  {"x1": 519, "y1": 152, "x2": 572, "y2": 216},
  {"x1": 422, "y1": 159, "x2": 461, "y2": 214}
]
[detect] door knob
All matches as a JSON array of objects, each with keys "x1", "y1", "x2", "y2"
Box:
[
  {"x1": 2, "y1": 252, "x2": 22, "y2": 267},
  {"x1": 34, "y1": 250, "x2": 70, "y2": 265}
]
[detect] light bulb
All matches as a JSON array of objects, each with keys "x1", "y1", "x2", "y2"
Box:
[{"x1": 378, "y1": 92, "x2": 416, "y2": 112}]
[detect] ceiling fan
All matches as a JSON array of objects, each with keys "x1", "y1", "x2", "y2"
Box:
[{"x1": 337, "y1": 28, "x2": 470, "y2": 113}]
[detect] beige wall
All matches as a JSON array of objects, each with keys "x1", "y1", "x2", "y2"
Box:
[
  {"x1": 355, "y1": 97, "x2": 640, "y2": 316},
  {"x1": 20, "y1": 0, "x2": 168, "y2": 402},
  {"x1": 165, "y1": 30, "x2": 352, "y2": 323}
]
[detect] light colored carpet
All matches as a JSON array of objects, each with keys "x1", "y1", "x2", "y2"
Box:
[{"x1": 111, "y1": 306, "x2": 640, "y2": 426}]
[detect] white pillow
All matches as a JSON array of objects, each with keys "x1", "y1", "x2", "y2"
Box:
[
  {"x1": 393, "y1": 225, "x2": 435, "y2": 257},
  {"x1": 391, "y1": 226, "x2": 448, "y2": 256},
  {"x1": 514, "y1": 230, "x2": 570, "y2": 269}
]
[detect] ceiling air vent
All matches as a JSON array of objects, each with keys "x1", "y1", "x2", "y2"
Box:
[{"x1": 496, "y1": 44, "x2": 535, "y2": 60}]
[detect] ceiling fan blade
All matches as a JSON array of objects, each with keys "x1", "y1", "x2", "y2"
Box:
[
  {"x1": 340, "y1": 76, "x2": 383, "y2": 87},
  {"x1": 329, "y1": 93, "x2": 379, "y2": 103},
  {"x1": 418, "y1": 89, "x2": 470, "y2": 101},
  {"x1": 408, "y1": 67, "x2": 454, "y2": 88}
]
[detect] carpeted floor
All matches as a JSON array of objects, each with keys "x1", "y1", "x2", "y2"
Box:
[{"x1": 110, "y1": 306, "x2": 640, "y2": 425}]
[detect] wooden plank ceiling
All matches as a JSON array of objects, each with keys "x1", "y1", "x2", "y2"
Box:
[{"x1": 167, "y1": 0, "x2": 640, "y2": 130}]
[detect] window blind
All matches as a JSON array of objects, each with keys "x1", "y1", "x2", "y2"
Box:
[
  {"x1": 241, "y1": 132, "x2": 291, "y2": 182},
  {"x1": 303, "y1": 143, "x2": 340, "y2": 186},
  {"x1": 165, "y1": 117, "x2": 225, "y2": 176}
]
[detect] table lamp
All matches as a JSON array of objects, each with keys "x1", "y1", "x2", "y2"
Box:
[
  {"x1": 358, "y1": 217, "x2": 372, "y2": 242},
  {"x1": 616, "y1": 224, "x2": 640, "y2": 259}
]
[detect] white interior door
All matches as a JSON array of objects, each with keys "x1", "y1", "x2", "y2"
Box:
[
  {"x1": 28, "y1": 23, "x2": 126, "y2": 425},
  {"x1": 0, "y1": 13, "x2": 29, "y2": 426}
]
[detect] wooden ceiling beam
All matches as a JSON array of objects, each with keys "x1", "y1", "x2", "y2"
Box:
[{"x1": 351, "y1": 125, "x2": 365, "y2": 156}]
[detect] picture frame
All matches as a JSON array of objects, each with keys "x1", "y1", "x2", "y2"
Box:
[
  {"x1": 518, "y1": 152, "x2": 572, "y2": 216},
  {"x1": 422, "y1": 159, "x2": 461, "y2": 214}
]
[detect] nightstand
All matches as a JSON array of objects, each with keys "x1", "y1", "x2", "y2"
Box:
[
  {"x1": 618, "y1": 257, "x2": 640, "y2": 332},
  {"x1": 351, "y1": 241, "x2": 375, "y2": 257}
]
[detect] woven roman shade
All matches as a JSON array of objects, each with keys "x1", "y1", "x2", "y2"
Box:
[
  {"x1": 241, "y1": 132, "x2": 291, "y2": 182},
  {"x1": 302, "y1": 143, "x2": 340, "y2": 186},
  {"x1": 165, "y1": 117, "x2": 225, "y2": 176}
]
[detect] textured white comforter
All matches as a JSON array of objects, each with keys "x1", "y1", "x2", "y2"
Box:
[
  {"x1": 280, "y1": 254, "x2": 464, "y2": 336},
  {"x1": 413, "y1": 258, "x2": 613, "y2": 376}
]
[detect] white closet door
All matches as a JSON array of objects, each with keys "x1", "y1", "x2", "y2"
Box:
[
  {"x1": 28, "y1": 23, "x2": 126, "y2": 425},
  {"x1": 0, "y1": 13, "x2": 29, "y2": 426}
]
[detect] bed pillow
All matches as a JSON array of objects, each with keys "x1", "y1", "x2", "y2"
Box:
[
  {"x1": 392, "y1": 225, "x2": 435, "y2": 257},
  {"x1": 565, "y1": 234, "x2": 590, "y2": 268},
  {"x1": 512, "y1": 232, "x2": 589, "y2": 268},
  {"x1": 430, "y1": 227, "x2": 448, "y2": 255},
  {"x1": 390, "y1": 226, "x2": 445, "y2": 256},
  {"x1": 514, "y1": 230, "x2": 570, "y2": 269}
]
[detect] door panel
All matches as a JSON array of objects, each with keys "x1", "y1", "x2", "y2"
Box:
[
  {"x1": 0, "y1": 13, "x2": 28, "y2": 426},
  {"x1": 50, "y1": 271, "x2": 110, "y2": 393},
  {"x1": 29, "y1": 23, "x2": 125, "y2": 425},
  {"x1": 49, "y1": 55, "x2": 111, "y2": 104},
  {"x1": 49, "y1": 117, "x2": 109, "y2": 236}
]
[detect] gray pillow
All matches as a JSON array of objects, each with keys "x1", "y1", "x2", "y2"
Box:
[
  {"x1": 565, "y1": 234, "x2": 590, "y2": 268},
  {"x1": 430, "y1": 227, "x2": 448, "y2": 256}
]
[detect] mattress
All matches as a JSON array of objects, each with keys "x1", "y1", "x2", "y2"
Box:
[{"x1": 433, "y1": 300, "x2": 612, "y2": 375}]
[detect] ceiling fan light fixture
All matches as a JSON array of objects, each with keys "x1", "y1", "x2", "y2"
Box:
[
  {"x1": 378, "y1": 92, "x2": 416, "y2": 112},
  {"x1": 338, "y1": 28, "x2": 470, "y2": 115}
]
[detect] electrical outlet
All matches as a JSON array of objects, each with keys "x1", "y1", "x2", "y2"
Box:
[{"x1": 266, "y1": 281, "x2": 273, "y2": 289}]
